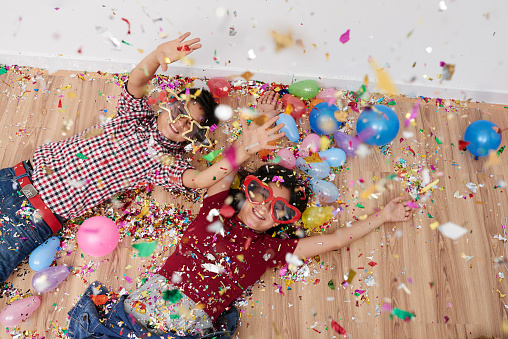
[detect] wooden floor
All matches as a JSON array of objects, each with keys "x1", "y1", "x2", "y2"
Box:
[{"x1": 0, "y1": 67, "x2": 507, "y2": 339}]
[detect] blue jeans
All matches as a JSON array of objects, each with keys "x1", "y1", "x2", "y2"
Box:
[
  {"x1": 0, "y1": 161, "x2": 59, "y2": 282},
  {"x1": 67, "y1": 281, "x2": 239, "y2": 339}
]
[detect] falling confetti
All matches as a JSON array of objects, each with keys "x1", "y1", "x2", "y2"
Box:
[
  {"x1": 330, "y1": 318, "x2": 347, "y2": 337},
  {"x1": 370, "y1": 59, "x2": 397, "y2": 95},
  {"x1": 339, "y1": 29, "x2": 350, "y2": 44},
  {"x1": 438, "y1": 222, "x2": 468, "y2": 240},
  {"x1": 132, "y1": 241, "x2": 157, "y2": 257}
]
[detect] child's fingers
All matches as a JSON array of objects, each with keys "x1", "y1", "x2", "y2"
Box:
[
  {"x1": 178, "y1": 32, "x2": 192, "y2": 42},
  {"x1": 267, "y1": 132, "x2": 285, "y2": 142},
  {"x1": 390, "y1": 196, "x2": 404, "y2": 204},
  {"x1": 267, "y1": 123, "x2": 285, "y2": 134},
  {"x1": 262, "y1": 115, "x2": 280, "y2": 128}
]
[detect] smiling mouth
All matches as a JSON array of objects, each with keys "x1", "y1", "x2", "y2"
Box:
[
  {"x1": 252, "y1": 207, "x2": 265, "y2": 220},
  {"x1": 169, "y1": 124, "x2": 179, "y2": 134}
]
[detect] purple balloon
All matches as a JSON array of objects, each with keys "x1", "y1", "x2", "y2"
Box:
[
  {"x1": 333, "y1": 131, "x2": 360, "y2": 156},
  {"x1": 32, "y1": 265, "x2": 69, "y2": 293}
]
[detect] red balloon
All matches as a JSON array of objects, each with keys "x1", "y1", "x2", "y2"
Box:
[
  {"x1": 282, "y1": 94, "x2": 306, "y2": 119},
  {"x1": 207, "y1": 78, "x2": 231, "y2": 98}
]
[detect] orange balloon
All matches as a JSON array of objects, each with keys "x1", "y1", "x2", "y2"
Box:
[{"x1": 308, "y1": 98, "x2": 324, "y2": 114}]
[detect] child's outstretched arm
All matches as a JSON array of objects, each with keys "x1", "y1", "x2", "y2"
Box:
[
  {"x1": 293, "y1": 197, "x2": 415, "y2": 259},
  {"x1": 183, "y1": 116, "x2": 285, "y2": 195},
  {"x1": 127, "y1": 32, "x2": 202, "y2": 98}
]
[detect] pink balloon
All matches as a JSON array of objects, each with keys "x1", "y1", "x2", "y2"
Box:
[
  {"x1": 77, "y1": 216, "x2": 119, "y2": 257},
  {"x1": 276, "y1": 149, "x2": 296, "y2": 169},
  {"x1": 298, "y1": 133, "x2": 321, "y2": 157},
  {"x1": 32, "y1": 265, "x2": 69, "y2": 293},
  {"x1": 282, "y1": 94, "x2": 306, "y2": 119},
  {"x1": 0, "y1": 296, "x2": 41, "y2": 327},
  {"x1": 207, "y1": 78, "x2": 231, "y2": 98},
  {"x1": 316, "y1": 88, "x2": 337, "y2": 102}
]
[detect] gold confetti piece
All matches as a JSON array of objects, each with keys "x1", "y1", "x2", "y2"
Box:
[
  {"x1": 236, "y1": 254, "x2": 244, "y2": 262},
  {"x1": 270, "y1": 30, "x2": 294, "y2": 51},
  {"x1": 163, "y1": 57, "x2": 171, "y2": 64},
  {"x1": 419, "y1": 179, "x2": 439, "y2": 194},
  {"x1": 484, "y1": 150, "x2": 500, "y2": 169},
  {"x1": 429, "y1": 221, "x2": 440, "y2": 230},
  {"x1": 81, "y1": 128, "x2": 104, "y2": 140},
  {"x1": 346, "y1": 269, "x2": 356, "y2": 283},
  {"x1": 496, "y1": 289, "x2": 506, "y2": 298},
  {"x1": 62, "y1": 84, "x2": 72, "y2": 90},
  {"x1": 180, "y1": 57, "x2": 194, "y2": 66},
  {"x1": 334, "y1": 110, "x2": 348, "y2": 122},
  {"x1": 67, "y1": 91, "x2": 76, "y2": 99},
  {"x1": 441, "y1": 63, "x2": 455, "y2": 80},
  {"x1": 125, "y1": 265, "x2": 132, "y2": 269},
  {"x1": 239, "y1": 71, "x2": 254, "y2": 81},
  {"x1": 137, "y1": 48, "x2": 144, "y2": 54},
  {"x1": 43, "y1": 166, "x2": 54, "y2": 175},
  {"x1": 303, "y1": 153, "x2": 323, "y2": 163},
  {"x1": 136, "y1": 202, "x2": 150, "y2": 219},
  {"x1": 251, "y1": 115, "x2": 268, "y2": 126},
  {"x1": 370, "y1": 59, "x2": 397, "y2": 95},
  {"x1": 358, "y1": 214, "x2": 368, "y2": 220}
]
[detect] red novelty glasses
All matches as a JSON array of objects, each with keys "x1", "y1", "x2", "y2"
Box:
[{"x1": 243, "y1": 175, "x2": 301, "y2": 224}]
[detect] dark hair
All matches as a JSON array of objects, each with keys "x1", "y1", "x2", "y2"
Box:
[
  {"x1": 179, "y1": 88, "x2": 219, "y2": 128},
  {"x1": 229, "y1": 164, "x2": 310, "y2": 238}
]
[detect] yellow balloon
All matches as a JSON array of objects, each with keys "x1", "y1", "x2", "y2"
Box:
[{"x1": 302, "y1": 206, "x2": 334, "y2": 231}]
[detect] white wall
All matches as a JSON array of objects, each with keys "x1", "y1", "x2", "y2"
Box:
[{"x1": 2, "y1": 0, "x2": 507, "y2": 104}]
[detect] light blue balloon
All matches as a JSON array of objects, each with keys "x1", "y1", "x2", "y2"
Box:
[
  {"x1": 318, "y1": 148, "x2": 346, "y2": 167},
  {"x1": 310, "y1": 179, "x2": 339, "y2": 203},
  {"x1": 276, "y1": 113, "x2": 299, "y2": 142},
  {"x1": 29, "y1": 236, "x2": 60, "y2": 271},
  {"x1": 296, "y1": 157, "x2": 330, "y2": 179}
]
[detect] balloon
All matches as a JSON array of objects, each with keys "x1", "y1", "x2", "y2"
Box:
[
  {"x1": 316, "y1": 88, "x2": 337, "y2": 102},
  {"x1": 288, "y1": 80, "x2": 319, "y2": 100},
  {"x1": 276, "y1": 113, "x2": 299, "y2": 142},
  {"x1": 310, "y1": 178, "x2": 339, "y2": 203},
  {"x1": 77, "y1": 216, "x2": 119, "y2": 257},
  {"x1": 356, "y1": 105, "x2": 400, "y2": 146},
  {"x1": 463, "y1": 120, "x2": 502, "y2": 157},
  {"x1": 302, "y1": 206, "x2": 334, "y2": 231},
  {"x1": 276, "y1": 149, "x2": 296, "y2": 169},
  {"x1": 334, "y1": 130, "x2": 360, "y2": 156},
  {"x1": 207, "y1": 78, "x2": 231, "y2": 98},
  {"x1": 309, "y1": 103, "x2": 341, "y2": 135},
  {"x1": 29, "y1": 236, "x2": 60, "y2": 271},
  {"x1": 32, "y1": 265, "x2": 69, "y2": 293},
  {"x1": 0, "y1": 296, "x2": 41, "y2": 327},
  {"x1": 282, "y1": 94, "x2": 306, "y2": 119},
  {"x1": 298, "y1": 133, "x2": 321, "y2": 157},
  {"x1": 319, "y1": 148, "x2": 346, "y2": 167},
  {"x1": 296, "y1": 158, "x2": 330, "y2": 179}
]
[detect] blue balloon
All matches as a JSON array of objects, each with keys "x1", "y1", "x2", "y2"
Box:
[
  {"x1": 309, "y1": 179, "x2": 339, "y2": 203},
  {"x1": 463, "y1": 120, "x2": 502, "y2": 157},
  {"x1": 29, "y1": 236, "x2": 60, "y2": 271},
  {"x1": 356, "y1": 105, "x2": 400, "y2": 146},
  {"x1": 276, "y1": 113, "x2": 299, "y2": 142},
  {"x1": 296, "y1": 157, "x2": 330, "y2": 179},
  {"x1": 309, "y1": 103, "x2": 342, "y2": 135},
  {"x1": 318, "y1": 148, "x2": 346, "y2": 167}
]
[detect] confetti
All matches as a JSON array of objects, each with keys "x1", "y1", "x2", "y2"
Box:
[
  {"x1": 132, "y1": 241, "x2": 157, "y2": 257},
  {"x1": 339, "y1": 29, "x2": 350, "y2": 44},
  {"x1": 438, "y1": 222, "x2": 468, "y2": 240},
  {"x1": 162, "y1": 289, "x2": 182, "y2": 304},
  {"x1": 330, "y1": 318, "x2": 347, "y2": 337}
]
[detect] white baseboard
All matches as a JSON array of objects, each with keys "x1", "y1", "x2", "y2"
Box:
[{"x1": 1, "y1": 51, "x2": 507, "y2": 105}]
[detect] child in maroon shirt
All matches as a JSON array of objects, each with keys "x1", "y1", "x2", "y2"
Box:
[{"x1": 67, "y1": 165, "x2": 415, "y2": 337}]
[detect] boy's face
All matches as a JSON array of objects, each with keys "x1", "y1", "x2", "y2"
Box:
[
  {"x1": 157, "y1": 100, "x2": 206, "y2": 143},
  {"x1": 238, "y1": 182, "x2": 291, "y2": 234}
]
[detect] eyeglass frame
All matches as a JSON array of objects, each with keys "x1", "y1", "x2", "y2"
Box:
[
  {"x1": 242, "y1": 175, "x2": 301, "y2": 224},
  {"x1": 158, "y1": 99, "x2": 213, "y2": 149}
]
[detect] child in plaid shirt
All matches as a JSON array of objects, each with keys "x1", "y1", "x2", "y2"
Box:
[{"x1": 0, "y1": 32, "x2": 285, "y2": 283}]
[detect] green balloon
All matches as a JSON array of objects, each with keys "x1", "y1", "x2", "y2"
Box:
[{"x1": 288, "y1": 80, "x2": 319, "y2": 100}]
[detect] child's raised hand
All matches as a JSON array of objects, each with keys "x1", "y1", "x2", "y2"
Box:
[
  {"x1": 239, "y1": 116, "x2": 285, "y2": 155},
  {"x1": 256, "y1": 91, "x2": 284, "y2": 119},
  {"x1": 382, "y1": 196, "x2": 416, "y2": 222},
  {"x1": 155, "y1": 32, "x2": 202, "y2": 71}
]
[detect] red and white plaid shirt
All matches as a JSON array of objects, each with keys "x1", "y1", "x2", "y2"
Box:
[{"x1": 32, "y1": 85, "x2": 197, "y2": 220}]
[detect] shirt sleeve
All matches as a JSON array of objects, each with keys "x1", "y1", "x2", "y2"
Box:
[
  {"x1": 116, "y1": 82, "x2": 155, "y2": 119},
  {"x1": 153, "y1": 157, "x2": 200, "y2": 197}
]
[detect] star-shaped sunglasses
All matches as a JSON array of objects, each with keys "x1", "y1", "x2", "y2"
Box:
[
  {"x1": 243, "y1": 175, "x2": 301, "y2": 224},
  {"x1": 159, "y1": 100, "x2": 212, "y2": 149}
]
